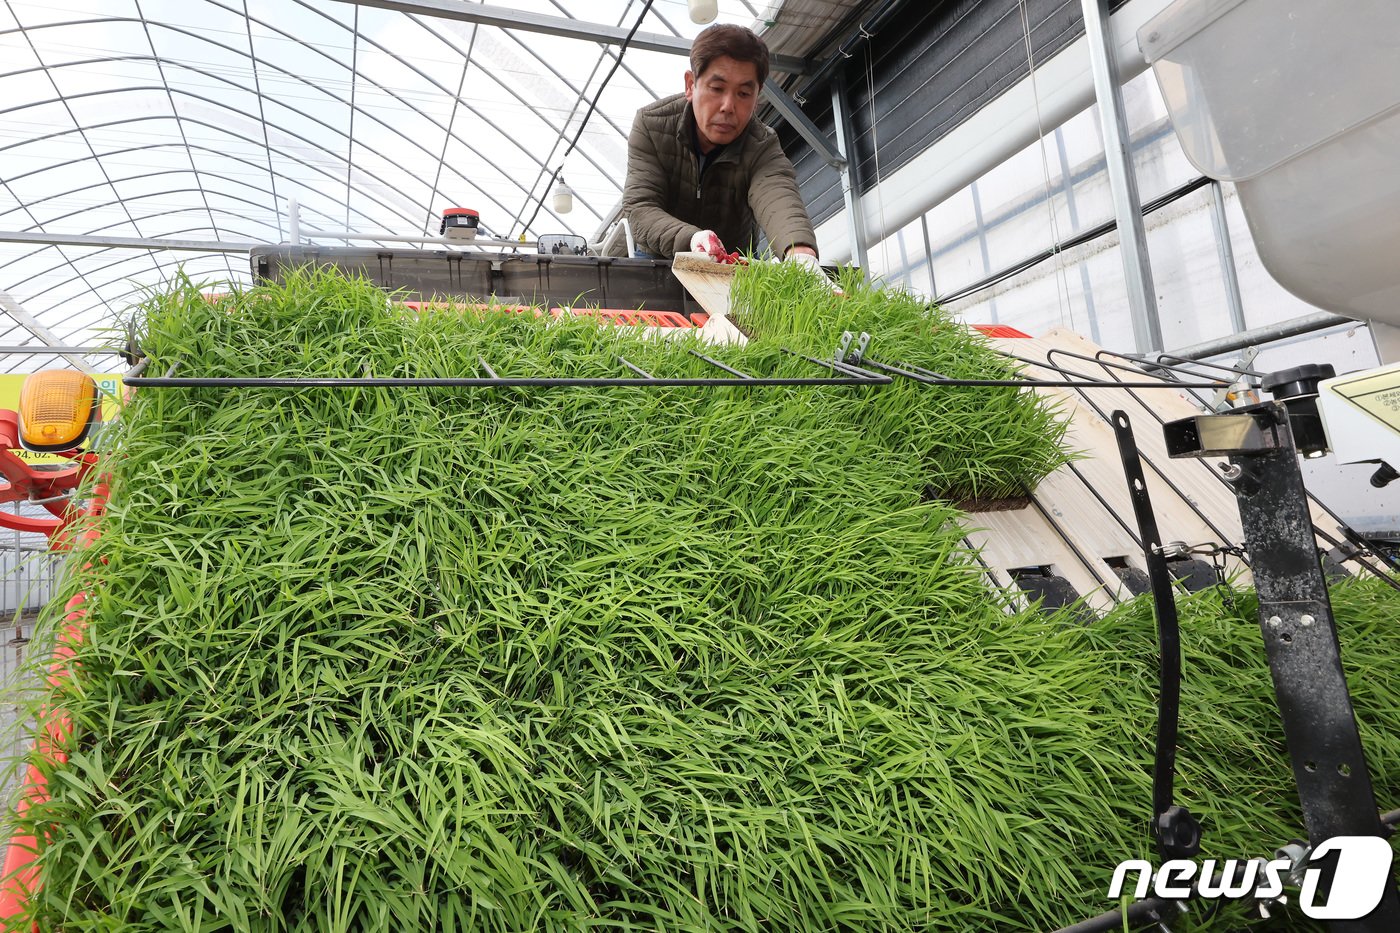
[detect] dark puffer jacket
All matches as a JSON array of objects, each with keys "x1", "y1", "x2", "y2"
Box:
[{"x1": 621, "y1": 93, "x2": 817, "y2": 259}]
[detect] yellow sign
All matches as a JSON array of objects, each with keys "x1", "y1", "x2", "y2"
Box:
[
  {"x1": 0, "y1": 373, "x2": 123, "y2": 464},
  {"x1": 1327, "y1": 368, "x2": 1400, "y2": 433}
]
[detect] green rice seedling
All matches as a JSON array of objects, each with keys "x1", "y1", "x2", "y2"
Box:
[
  {"x1": 3, "y1": 267, "x2": 1396, "y2": 932},
  {"x1": 728, "y1": 261, "x2": 1071, "y2": 502}
]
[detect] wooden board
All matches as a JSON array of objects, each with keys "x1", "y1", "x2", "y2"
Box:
[
  {"x1": 670, "y1": 252, "x2": 745, "y2": 346},
  {"x1": 963, "y1": 503, "x2": 1123, "y2": 615}
]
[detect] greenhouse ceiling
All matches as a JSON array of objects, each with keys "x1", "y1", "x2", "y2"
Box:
[{"x1": 0, "y1": 0, "x2": 865, "y2": 374}]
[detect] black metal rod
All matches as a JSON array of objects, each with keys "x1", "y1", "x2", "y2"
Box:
[
  {"x1": 616, "y1": 356, "x2": 652, "y2": 379},
  {"x1": 961, "y1": 535, "x2": 1005, "y2": 594},
  {"x1": 1042, "y1": 348, "x2": 1244, "y2": 552},
  {"x1": 1066, "y1": 460, "x2": 1145, "y2": 550},
  {"x1": 123, "y1": 375, "x2": 886, "y2": 388},
  {"x1": 1050, "y1": 345, "x2": 1400, "y2": 592},
  {"x1": 1093, "y1": 346, "x2": 1258, "y2": 382},
  {"x1": 995, "y1": 351, "x2": 1123, "y2": 386},
  {"x1": 1047, "y1": 346, "x2": 1229, "y2": 386},
  {"x1": 783, "y1": 348, "x2": 886, "y2": 380},
  {"x1": 1145, "y1": 349, "x2": 1263, "y2": 379},
  {"x1": 997, "y1": 349, "x2": 1222, "y2": 409},
  {"x1": 1052, "y1": 346, "x2": 1220, "y2": 427},
  {"x1": 1309, "y1": 513, "x2": 1400, "y2": 596},
  {"x1": 1335, "y1": 521, "x2": 1400, "y2": 579},
  {"x1": 687, "y1": 350, "x2": 753, "y2": 379},
  {"x1": 827, "y1": 356, "x2": 888, "y2": 380},
  {"x1": 1052, "y1": 897, "x2": 1169, "y2": 933},
  {"x1": 1112, "y1": 411, "x2": 1190, "y2": 859},
  {"x1": 862, "y1": 356, "x2": 1223, "y2": 389},
  {"x1": 1032, "y1": 344, "x2": 1236, "y2": 388},
  {"x1": 1029, "y1": 495, "x2": 1122, "y2": 602}
]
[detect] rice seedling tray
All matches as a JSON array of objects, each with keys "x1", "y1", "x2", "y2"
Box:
[{"x1": 5, "y1": 265, "x2": 1400, "y2": 932}]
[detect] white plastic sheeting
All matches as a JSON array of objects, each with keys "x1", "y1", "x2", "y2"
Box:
[{"x1": 0, "y1": 0, "x2": 850, "y2": 373}]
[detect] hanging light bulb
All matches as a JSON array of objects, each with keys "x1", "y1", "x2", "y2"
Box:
[
  {"x1": 552, "y1": 175, "x2": 574, "y2": 214},
  {"x1": 688, "y1": 0, "x2": 718, "y2": 25}
]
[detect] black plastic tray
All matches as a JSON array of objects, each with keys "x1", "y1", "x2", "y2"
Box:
[{"x1": 250, "y1": 247, "x2": 697, "y2": 315}]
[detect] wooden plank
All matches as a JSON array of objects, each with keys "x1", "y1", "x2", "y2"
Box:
[
  {"x1": 963, "y1": 505, "x2": 1120, "y2": 614},
  {"x1": 670, "y1": 252, "x2": 745, "y2": 346}
]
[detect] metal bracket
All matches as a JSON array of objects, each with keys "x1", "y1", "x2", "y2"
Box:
[
  {"x1": 763, "y1": 78, "x2": 847, "y2": 169},
  {"x1": 1167, "y1": 404, "x2": 1400, "y2": 929},
  {"x1": 1163, "y1": 402, "x2": 1289, "y2": 458},
  {"x1": 836, "y1": 331, "x2": 870, "y2": 366},
  {"x1": 1210, "y1": 346, "x2": 1260, "y2": 412}
]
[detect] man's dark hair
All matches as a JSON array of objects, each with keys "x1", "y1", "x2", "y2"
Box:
[{"x1": 690, "y1": 24, "x2": 770, "y2": 87}]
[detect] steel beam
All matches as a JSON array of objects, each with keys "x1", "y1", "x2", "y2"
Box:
[
  {"x1": 1163, "y1": 311, "x2": 1348, "y2": 362},
  {"x1": 1082, "y1": 0, "x2": 1162, "y2": 352},
  {"x1": 0, "y1": 346, "x2": 121, "y2": 355},
  {"x1": 323, "y1": 0, "x2": 811, "y2": 75},
  {"x1": 764, "y1": 79, "x2": 845, "y2": 169},
  {"x1": 0, "y1": 230, "x2": 258, "y2": 253},
  {"x1": 1207, "y1": 181, "x2": 1247, "y2": 334},
  {"x1": 829, "y1": 72, "x2": 867, "y2": 275}
]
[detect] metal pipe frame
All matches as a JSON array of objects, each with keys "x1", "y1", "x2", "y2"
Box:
[
  {"x1": 0, "y1": 3, "x2": 837, "y2": 358},
  {"x1": 829, "y1": 70, "x2": 868, "y2": 275},
  {"x1": 1081, "y1": 0, "x2": 1162, "y2": 353},
  {"x1": 0, "y1": 11, "x2": 615, "y2": 254},
  {"x1": 0, "y1": 230, "x2": 257, "y2": 254},
  {"x1": 123, "y1": 345, "x2": 893, "y2": 389},
  {"x1": 1162, "y1": 312, "x2": 1353, "y2": 364},
  {"x1": 1207, "y1": 181, "x2": 1247, "y2": 335},
  {"x1": 321, "y1": 0, "x2": 811, "y2": 75},
  {"x1": 768, "y1": 78, "x2": 846, "y2": 170}
]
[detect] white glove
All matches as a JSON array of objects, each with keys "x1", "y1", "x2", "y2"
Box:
[
  {"x1": 689, "y1": 229, "x2": 726, "y2": 262},
  {"x1": 786, "y1": 250, "x2": 843, "y2": 295}
]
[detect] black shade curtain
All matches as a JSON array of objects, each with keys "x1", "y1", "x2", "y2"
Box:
[{"x1": 775, "y1": 0, "x2": 1132, "y2": 229}]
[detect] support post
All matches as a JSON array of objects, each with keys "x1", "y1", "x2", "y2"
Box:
[
  {"x1": 1207, "y1": 181, "x2": 1247, "y2": 335},
  {"x1": 830, "y1": 70, "x2": 869, "y2": 277},
  {"x1": 1081, "y1": 0, "x2": 1162, "y2": 352},
  {"x1": 287, "y1": 197, "x2": 301, "y2": 246},
  {"x1": 1165, "y1": 405, "x2": 1400, "y2": 930}
]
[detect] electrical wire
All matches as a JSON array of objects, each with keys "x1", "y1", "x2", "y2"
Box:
[
  {"x1": 1017, "y1": 0, "x2": 1075, "y2": 333},
  {"x1": 515, "y1": 0, "x2": 656, "y2": 238}
]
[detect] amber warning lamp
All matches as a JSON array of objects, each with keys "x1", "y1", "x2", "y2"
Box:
[{"x1": 18, "y1": 370, "x2": 101, "y2": 453}]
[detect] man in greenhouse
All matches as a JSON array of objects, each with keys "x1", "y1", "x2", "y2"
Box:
[{"x1": 622, "y1": 23, "x2": 821, "y2": 270}]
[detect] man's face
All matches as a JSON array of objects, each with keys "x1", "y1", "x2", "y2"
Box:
[{"x1": 684, "y1": 55, "x2": 760, "y2": 152}]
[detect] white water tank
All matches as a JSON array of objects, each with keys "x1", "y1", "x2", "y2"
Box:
[{"x1": 1139, "y1": 0, "x2": 1400, "y2": 325}]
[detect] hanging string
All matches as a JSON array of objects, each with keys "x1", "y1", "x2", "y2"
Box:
[
  {"x1": 862, "y1": 32, "x2": 890, "y2": 271},
  {"x1": 1017, "y1": 0, "x2": 1076, "y2": 331}
]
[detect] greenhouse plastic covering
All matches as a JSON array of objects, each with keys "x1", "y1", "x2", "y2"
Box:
[{"x1": 0, "y1": 0, "x2": 860, "y2": 374}]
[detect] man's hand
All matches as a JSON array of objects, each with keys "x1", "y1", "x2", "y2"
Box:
[
  {"x1": 785, "y1": 249, "x2": 844, "y2": 296},
  {"x1": 690, "y1": 229, "x2": 727, "y2": 262}
]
